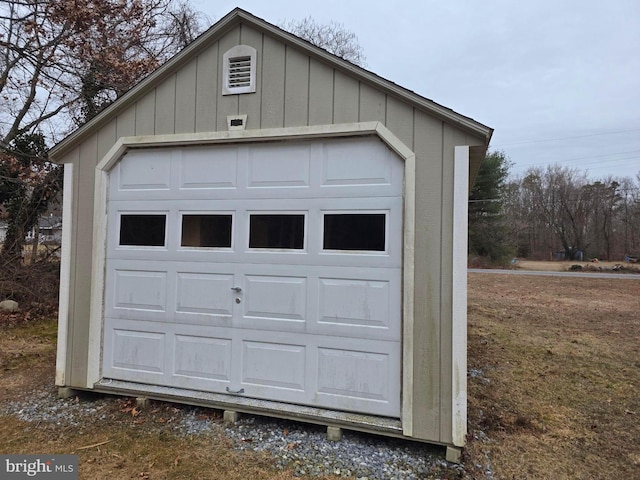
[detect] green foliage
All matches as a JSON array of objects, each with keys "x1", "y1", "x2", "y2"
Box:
[{"x1": 468, "y1": 150, "x2": 514, "y2": 263}]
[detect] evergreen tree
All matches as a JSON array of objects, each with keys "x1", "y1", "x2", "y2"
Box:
[{"x1": 468, "y1": 150, "x2": 514, "y2": 263}]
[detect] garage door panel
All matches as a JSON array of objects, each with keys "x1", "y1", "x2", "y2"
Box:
[
  {"x1": 243, "y1": 275, "x2": 307, "y2": 321},
  {"x1": 112, "y1": 269, "x2": 168, "y2": 314},
  {"x1": 241, "y1": 341, "x2": 307, "y2": 393},
  {"x1": 105, "y1": 261, "x2": 401, "y2": 336},
  {"x1": 172, "y1": 265, "x2": 237, "y2": 327},
  {"x1": 175, "y1": 272, "x2": 234, "y2": 318},
  {"x1": 103, "y1": 323, "x2": 167, "y2": 383},
  {"x1": 317, "y1": 347, "x2": 391, "y2": 400},
  {"x1": 179, "y1": 146, "x2": 238, "y2": 190},
  {"x1": 248, "y1": 143, "x2": 311, "y2": 188},
  {"x1": 173, "y1": 334, "x2": 232, "y2": 384},
  {"x1": 115, "y1": 149, "x2": 172, "y2": 191},
  {"x1": 321, "y1": 138, "x2": 401, "y2": 192},
  {"x1": 322, "y1": 152, "x2": 390, "y2": 187},
  {"x1": 308, "y1": 267, "x2": 401, "y2": 341},
  {"x1": 316, "y1": 276, "x2": 400, "y2": 340},
  {"x1": 316, "y1": 344, "x2": 399, "y2": 417}
]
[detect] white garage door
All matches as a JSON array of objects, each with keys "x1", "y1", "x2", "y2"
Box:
[{"x1": 102, "y1": 136, "x2": 403, "y2": 417}]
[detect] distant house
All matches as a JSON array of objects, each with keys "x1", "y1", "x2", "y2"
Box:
[
  {"x1": 27, "y1": 215, "x2": 63, "y2": 244},
  {"x1": 0, "y1": 217, "x2": 62, "y2": 245},
  {"x1": 49, "y1": 8, "x2": 492, "y2": 458},
  {"x1": 0, "y1": 201, "x2": 62, "y2": 246}
]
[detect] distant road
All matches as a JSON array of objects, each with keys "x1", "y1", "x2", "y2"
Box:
[{"x1": 468, "y1": 268, "x2": 640, "y2": 280}]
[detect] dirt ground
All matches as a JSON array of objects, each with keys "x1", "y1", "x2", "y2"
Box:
[{"x1": 1, "y1": 269, "x2": 638, "y2": 479}]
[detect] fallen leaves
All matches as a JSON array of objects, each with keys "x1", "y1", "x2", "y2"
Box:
[{"x1": 119, "y1": 400, "x2": 141, "y2": 417}]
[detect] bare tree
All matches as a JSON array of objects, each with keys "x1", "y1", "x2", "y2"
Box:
[
  {"x1": 0, "y1": 0, "x2": 206, "y2": 261},
  {"x1": 280, "y1": 16, "x2": 366, "y2": 66},
  {"x1": 165, "y1": 0, "x2": 207, "y2": 50},
  {"x1": 1, "y1": 0, "x2": 207, "y2": 146},
  {"x1": 513, "y1": 165, "x2": 590, "y2": 260},
  {"x1": 583, "y1": 178, "x2": 623, "y2": 260},
  {"x1": 505, "y1": 165, "x2": 640, "y2": 261},
  {"x1": 619, "y1": 176, "x2": 640, "y2": 259}
]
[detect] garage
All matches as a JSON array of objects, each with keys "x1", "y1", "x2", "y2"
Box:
[
  {"x1": 50, "y1": 8, "x2": 492, "y2": 453},
  {"x1": 102, "y1": 136, "x2": 403, "y2": 417}
]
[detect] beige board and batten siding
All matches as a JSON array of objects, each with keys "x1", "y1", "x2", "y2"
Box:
[{"x1": 52, "y1": 9, "x2": 490, "y2": 447}]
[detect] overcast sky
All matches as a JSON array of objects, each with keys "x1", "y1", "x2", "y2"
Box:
[{"x1": 193, "y1": 0, "x2": 640, "y2": 180}]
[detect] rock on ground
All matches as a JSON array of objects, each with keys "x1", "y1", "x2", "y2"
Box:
[{"x1": 0, "y1": 300, "x2": 19, "y2": 312}]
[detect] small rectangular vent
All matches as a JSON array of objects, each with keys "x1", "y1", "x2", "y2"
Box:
[{"x1": 228, "y1": 56, "x2": 252, "y2": 88}]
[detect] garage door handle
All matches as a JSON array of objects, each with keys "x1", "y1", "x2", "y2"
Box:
[
  {"x1": 226, "y1": 387, "x2": 245, "y2": 394},
  {"x1": 231, "y1": 286, "x2": 242, "y2": 292}
]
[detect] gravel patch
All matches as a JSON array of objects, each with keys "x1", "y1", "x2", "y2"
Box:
[
  {"x1": 223, "y1": 416, "x2": 459, "y2": 479},
  {"x1": 1, "y1": 385, "x2": 462, "y2": 479},
  {"x1": 2, "y1": 387, "x2": 113, "y2": 427}
]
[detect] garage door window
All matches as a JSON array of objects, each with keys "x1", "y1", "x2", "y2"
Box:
[
  {"x1": 181, "y1": 214, "x2": 232, "y2": 248},
  {"x1": 249, "y1": 214, "x2": 305, "y2": 249},
  {"x1": 119, "y1": 214, "x2": 167, "y2": 247},
  {"x1": 323, "y1": 213, "x2": 386, "y2": 251}
]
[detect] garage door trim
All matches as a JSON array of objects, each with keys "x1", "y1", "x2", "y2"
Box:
[{"x1": 85, "y1": 121, "x2": 416, "y2": 430}]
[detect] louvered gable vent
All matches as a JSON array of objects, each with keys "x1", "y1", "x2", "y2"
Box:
[
  {"x1": 222, "y1": 45, "x2": 257, "y2": 95},
  {"x1": 229, "y1": 56, "x2": 252, "y2": 88}
]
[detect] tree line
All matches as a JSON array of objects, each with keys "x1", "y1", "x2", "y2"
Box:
[{"x1": 470, "y1": 151, "x2": 640, "y2": 264}]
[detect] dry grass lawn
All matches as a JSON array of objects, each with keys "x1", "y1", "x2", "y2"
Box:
[
  {"x1": 466, "y1": 272, "x2": 640, "y2": 479},
  {"x1": 1, "y1": 270, "x2": 638, "y2": 479}
]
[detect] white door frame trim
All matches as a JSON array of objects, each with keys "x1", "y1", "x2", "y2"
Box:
[{"x1": 87, "y1": 121, "x2": 416, "y2": 430}]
